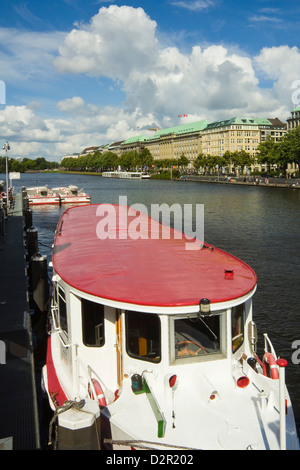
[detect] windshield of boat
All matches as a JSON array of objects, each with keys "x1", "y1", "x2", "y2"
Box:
[{"x1": 172, "y1": 312, "x2": 226, "y2": 362}]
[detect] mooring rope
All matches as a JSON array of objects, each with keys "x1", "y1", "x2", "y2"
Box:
[
  {"x1": 103, "y1": 438, "x2": 197, "y2": 450},
  {"x1": 48, "y1": 399, "x2": 86, "y2": 449}
]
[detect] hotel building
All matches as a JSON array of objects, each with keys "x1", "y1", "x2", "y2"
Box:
[{"x1": 120, "y1": 116, "x2": 287, "y2": 165}]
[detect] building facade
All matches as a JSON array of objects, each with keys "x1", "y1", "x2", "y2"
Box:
[
  {"x1": 287, "y1": 106, "x2": 300, "y2": 130},
  {"x1": 120, "y1": 117, "x2": 286, "y2": 165}
]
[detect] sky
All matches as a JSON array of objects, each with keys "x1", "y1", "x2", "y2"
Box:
[{"x1": 0, "y1": 0, "x2": 300, "y2": 161}]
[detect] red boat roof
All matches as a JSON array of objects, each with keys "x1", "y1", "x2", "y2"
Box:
[{"x1": 52, "y1": 204, "x2": 257, "y2": 308}]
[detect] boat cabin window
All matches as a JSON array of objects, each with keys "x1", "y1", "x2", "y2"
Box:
[
  {"x1": 173, "y1": 312, "x2": 226, "y2": 361},
  {"x1": 232, "y1": 303, "x2": 245, "y2": 353},
  {"x1": 126, "y1": 311, "x2": 161, "y2": 363},
  {"x1": 52, "y1": 284, "x2": 68, "y2": 336},
  {"x1": 82, "y1": 299, "x2": 105, "y2": 347}
]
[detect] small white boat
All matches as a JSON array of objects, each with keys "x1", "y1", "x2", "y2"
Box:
[
  {"x1": 42, "y1": 204, "x2": 299, "y2": 450},
  {"x1": 26, "y1": 186, "x2": 60, "y2": 205},
  {"x1": 52, "y1": 185, "x2": 91, "y2": 204}
]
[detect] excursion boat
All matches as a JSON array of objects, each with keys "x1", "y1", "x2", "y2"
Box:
[
  {"x1": 51, "y1": 185, "x2": 91, "y2": 204},
  {"x1": 25, "y1": 186, "x2": 60, "y2": 205},
  {"x1": 42, "y1": 204, "x2": 299, "y2": 450},
  {"x1": 102, "y1": 171, "x2": 144, "y2": 179}
]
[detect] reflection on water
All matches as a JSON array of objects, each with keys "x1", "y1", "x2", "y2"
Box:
[{"x1": 4, "y1": 172, "x2": 300, "y2": 432}]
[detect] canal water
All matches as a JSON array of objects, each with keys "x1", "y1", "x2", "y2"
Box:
[{"x1": 5, "y1": 171, "x2": 300, "y2": 440}]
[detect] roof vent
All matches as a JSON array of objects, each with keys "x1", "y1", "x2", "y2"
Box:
[{"x1": 224, "y1": 269, "x2": 234, "y2": 280}]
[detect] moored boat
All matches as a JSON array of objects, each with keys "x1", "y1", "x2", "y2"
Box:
[
  {"x1": 51, "y1": 185, "x2": 91, "y2": 204},
  {"x1": 42, "y1": 204, "x2": 299, "y2": 450},
  {"x1": 25, "y1": 186, "x2": 60, "y2": 205}
]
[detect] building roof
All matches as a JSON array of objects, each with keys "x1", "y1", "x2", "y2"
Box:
[
  {"x1": 121, "y1": 135, "x2": 149, "y2": 145},
  {"x1": 206, "y1": 117, "x2": 272, "y2": 129},
  {"x1": 267, "y1": 118, "x2": 287, "y2": 129},
  {"x1": 150, "y1": 120, "x2": 209, "y2": 139},
  {"x1": 81, "y1": 146, "x2": 100, "y2": 154}
]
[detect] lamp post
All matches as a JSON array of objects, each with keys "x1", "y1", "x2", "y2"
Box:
[{"x1": 3, "y1": 141, "x2": 10, "y2": 212}]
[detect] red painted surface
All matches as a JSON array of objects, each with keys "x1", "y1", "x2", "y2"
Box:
[
  {"x1": 46, "y1": 336, "x2": 68, "y2": 407},
  {"x1": 52, "y1": 204, "x2": 257, "y2": 307}
]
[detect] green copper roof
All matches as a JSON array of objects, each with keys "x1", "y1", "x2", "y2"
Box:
[
  {"x1": 122, "y1": 135, "x2": 149, "y2": 145},
  {"x1": 150, "y1": 120, "x2": 209, "y2": 138},
  {"x1": 206, "y1": 117, "x2": 272, "y2": 129},
  {"x1": 293, "y1": 106, "x2": 300, "y2": 112}
]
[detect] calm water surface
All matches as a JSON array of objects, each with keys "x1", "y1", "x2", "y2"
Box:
[{"x1": 5, "y1": 172, "x2": 300, "y2": 431}]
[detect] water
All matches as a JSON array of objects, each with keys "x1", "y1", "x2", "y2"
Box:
[{"x1": 4, "y1": 172, "x2": 300, "y2": 434}]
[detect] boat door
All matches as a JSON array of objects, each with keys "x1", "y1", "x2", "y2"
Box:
[{"x1": 116, "y1": 309, "x2": 123, "y2": 387}]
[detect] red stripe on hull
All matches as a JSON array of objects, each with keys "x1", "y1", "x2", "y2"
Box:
[{"x1": 46, "y1": 336, "x2": 68, "y2": 407}]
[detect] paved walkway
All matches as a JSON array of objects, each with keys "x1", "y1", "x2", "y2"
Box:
[{"x1": 0, "y1": 194, "x2": 40, "y2": 450}]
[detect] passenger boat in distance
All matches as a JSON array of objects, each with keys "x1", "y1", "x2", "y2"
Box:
[
  {"x1": 25, "y1": 186, "x2": 60, "y2": 205},
  {"x1": 42, "y1": 204, "x2": 299, "y2": 450},
  {"x1": 102, "y1": 171, "x2": 144, "y2": 179},
  {"x1": 51, "y1": 185, "x2": 91, "y2": 204}
]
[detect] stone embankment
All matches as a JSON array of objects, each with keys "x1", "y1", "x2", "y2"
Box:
[{"x1": 181, "y1": 175, "x2": 300, "y2": 189}]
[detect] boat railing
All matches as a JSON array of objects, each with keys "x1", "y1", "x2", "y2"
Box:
[
  {"x1": 263, "y1": 332, "x2": 278, "y2": 359},
  {"x1": 74, "y1": 351, "x2": 112, "y2": 405}
]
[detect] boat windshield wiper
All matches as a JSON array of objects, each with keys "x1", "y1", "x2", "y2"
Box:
[{"x1": 197, "y1": 316, "x2": 218, "y2": 341}]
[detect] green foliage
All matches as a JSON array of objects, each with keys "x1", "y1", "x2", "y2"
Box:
[
  {"x1": 0, "y1": 156, "x2": 59, "y2": 173},
  {"x1": 61, "y1": 149, "x2": 154, "y2": 172},
  {"x1": 255, "y1": 127, "x2": 300, "y2": 171}
]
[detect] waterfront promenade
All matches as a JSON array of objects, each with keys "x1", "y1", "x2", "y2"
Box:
[
  {"x1": 181, "y1": 174, "x2": 300, "y2": 188},
  {"x1": 0, "y1": 194, "x2": 40, "y2": 450}
]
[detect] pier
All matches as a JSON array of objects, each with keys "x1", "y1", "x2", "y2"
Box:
[{"x1": 0, "y1": 194, "x2": 40, "y2": 450}]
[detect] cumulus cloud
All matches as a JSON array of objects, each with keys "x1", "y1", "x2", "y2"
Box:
[
  {"x1": 54, "y1": 5, "x2": 300, "y2": 122},
  {"x1": 1, "y1": 5, "x2": 300, "y2": 160},
  {"x1": 57, "y1": 96, "x2": 85, "y2": 113},
  {"x1": 54, "y1": 6, "x2": 158, "y2": 80}
]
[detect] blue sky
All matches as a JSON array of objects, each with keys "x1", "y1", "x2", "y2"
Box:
[{"x1": 0, "y1": 0, "x2": 300, "y2": 160}]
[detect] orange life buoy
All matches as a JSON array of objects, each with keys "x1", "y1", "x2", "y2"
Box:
[
  {"x1": 90, "y1": 378, "x2": 107, "y2": 407},
  {"x1": 263, "y1": 352, "x2": 279, "y2": 379}
]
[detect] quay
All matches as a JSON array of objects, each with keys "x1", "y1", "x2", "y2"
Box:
[
  {"x1": 0, "y1": 193, "x2": 40, "y2": 450},
  {"x1": 181, "y1": 175, "x2": 300, "y2": 188}
]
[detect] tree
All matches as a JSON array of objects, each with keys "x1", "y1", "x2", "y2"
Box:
[
  {"x1": 256, "y1": 136, "x2": 279, "y2": 171},
  {"x1": 193, "y1": 154, "x2": 206, "y2": 172},
  {"x1": 280, "y1": 127, "x2": 300, "y2": 171},
  {"x1": 177, "y1": 154, "x2": 190, "y2": 168}
]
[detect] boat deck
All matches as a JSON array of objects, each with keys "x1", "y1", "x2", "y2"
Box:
[{"x1": 0, "y1": 194, "x2": 40, "y2": 450}]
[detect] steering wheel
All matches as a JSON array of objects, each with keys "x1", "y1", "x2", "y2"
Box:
[{"x1": 177, "y1": 340, "x2": 207, "y2": 356}]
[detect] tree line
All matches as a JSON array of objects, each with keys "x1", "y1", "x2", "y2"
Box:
[{"x1": 0, "y1": 156, "x2": 59, "y2": 173}]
